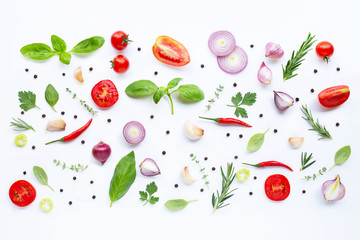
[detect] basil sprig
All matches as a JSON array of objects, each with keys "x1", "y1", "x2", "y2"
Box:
[
  {"x1": 20, "y1": 35, "x2": 105, "y2": 65},
  {"x1": 125, "y1": 78, "x2": 204, "y2": 114},
  {"x1": 33, "y1": 166, "x2": 54, "y2": 191}
]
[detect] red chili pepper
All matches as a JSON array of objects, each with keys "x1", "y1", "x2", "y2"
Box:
[
  {"x1": 242, "y1": 161, "x2": 293, "y2": 171},
  {"x1": 45, "y1": 118, "x2": 93, "y2": 145},
  {"x1": 199, "y1": 116, "x2": 252, "y2": 127}
]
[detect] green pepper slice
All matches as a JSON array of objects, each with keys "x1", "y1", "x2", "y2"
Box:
[
  {"x1": 235, "y1": 168, "x2": 250, "y2": 182},
  {"x1": 40, "y1": 198, "x2": 53, "y2": 212},
  {"x1": 14, "y1": 134, "x2": 27, "y2": 147}
]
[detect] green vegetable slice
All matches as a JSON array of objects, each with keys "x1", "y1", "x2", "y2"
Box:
[
  {"x1": 235, "y1": 168, "x2": 250, "y2": 182},
  {"x1": 14, "y1": 134, "x2": 27, "y2": 146},
  {"x1": 40, "y1": 198, "x2": 53, "y2": 212}
]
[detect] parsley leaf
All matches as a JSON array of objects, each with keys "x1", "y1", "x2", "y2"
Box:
[
  {"x1": 241, "y1": 92, "x2": 257, "y2": 106},
  {"x1": 139, "y1": 182, "x2": 159, "y2": 206},
  {"x1": 18, "y1": 91, "x2": 39, "y2": 111},
  {"x1": 231, "y1": 92, "x2": 242, "y2": 105},
  {"x1": 227, "y1": 91, "x2": 256, "y2": 118},
  {"x1": 139, "y1": 191, "x2": 148, "y2": 201},
  {"x1": 149, "y1": 196, "x2": 159, "y2": 204},
  {"x1": 235, "y1": 107, "x2": 248, "y2": 118},
  {"x1": 146, "y1": 182, "x2": 158, "y2": 196}
]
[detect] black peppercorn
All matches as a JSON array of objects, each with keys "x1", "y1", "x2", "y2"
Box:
[
  {"x1": 259, "y1": 114, "x2": 263, "y2": 118},
  {"x1": 89, "y1": 67, "x2": 93, "y2": 71},
  {"x1": 21, "y1": 111, "x2": 24, "y2": 115},
  {"x1": 150, "y1": 115, "x2": 154, "y2": 119},
  {"x1": 212, "y1": 167, "x2": 216, "y2": 171},
  {"x1": 23, "y1": 171, "x2": 26, "y2": 175},
  {"x1": 62, "y1": 73, "x2": 66, "y2": 76},
  {"x1": 42, "y1": 114, "x2": 46, "y2": 118},
  {"x1": 204, "y1": 157, "x2": 208, "y2": 161},
  {"x1": 60, "y1": 189, "x2": 63, "y2": 192},
  {"x1": 81, "y1": 140, "x2": 85, "y2": 144},
  {"x1": 34, "y1": 74, "x2": 38, "y2": 79},
  {"x1": 226, "y1": 133, "x2": 230, "y2": 137},
  {"x1": 74, "y1": 115, "x2": 77, "y2": 119},
  {"x1": 162, "y1": 151, "x2": 166, "y2": 155},
  {"x1": 137, "y1": 47, "x2": 141, "y2": 51},
  {"x1": 239, "y1": 134, "x2": 243, "y2": 138},
  {"x1": 92, "y1": 195, "x2": 96, "y2": 199},
  {"x1": 61, "y1": 111, "x2": 65, "y2": 115},
  {"x1": 200, "y1": 64, "x2": 204, "y2": 68},
  {"x1": 234, "y1": 155, "x2": 238, "y2": 159},
  {"x1": 154, "y1": 71, "x2": 158, "y2": 75},
  {"x1": 25, "y1": 68, "x2": 29, "y2": 72},
  {"x1": 174, "y1": 184, "x2": 178, "y2": 188},
  {"x1": 314, "y1": 69, "x2": 318, "y2": 73},
  {"x1": 69, "y1": 201, "x2": 72, "y2": 205},
  {"x1": 302, "y1": 190, "x2": 306, "y2": 194},
  {"x1": 233, "y1": 83, "x2": 237, "y2": 87},
  {"x1": 311, "y1": 88, "x2": 315, "y2": 93},
  {"x1": 274, "y1": 129, "x2": 278, "y2": 133},
  {"x1": 90, "y1": 180, "x2": 94, "y2": 184},
  {"x1": 336, "y1": 67, "x2": 340, "y2": 71},
  {"x1": 295, "y1": 97, "x2": 299, "y2": 102},
  {"x1": 254, "y1": 176, "x2": 257, "y2": 180},
  {"x1": 336, "y1": 122, "x2": 340, "y2": 127},
  {"x1": 32, "y1": 146, "x2": 36, "y2": 150},
  {"x1": 107, "y1": 118, "x2": 112, "y2": 123},
  {"x1": 200, "y1": 188, "x2": 204, "y2": 192},
  {"x1": 73, "y1": 176, "x2": 77, "y2": 180},
  {"x1": 249, "y1": 192, "x2": 253, "y2": 195},
  {"x1": 166, "y1": 130, "x2": 170, "y2": 135},
  {"x1": 250, "y1": 44, "x2": 254, "y2": 48}
]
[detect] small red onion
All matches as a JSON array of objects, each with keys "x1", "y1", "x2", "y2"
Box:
[
  {"x1": 217, "y1": 46, "x2": 248, "y2": 74},
  {"x1": 208, "y1": 31, "x2": 236, "y2": 56},
  {"x1": 273, "y1": 90, "x2": 294, "y2": 111},
  {"x1": 265, "y1": 42, "x2": 284, "y2": 58},
  {"x1": 123, "y1": 121, "x2": 146, "y2": 144},
  {"x1": 92, "y1": 141, "x2": 111, "y2": 165},
  {"x1": 322, "y1": 175, "x2": 345, "y2": 202},
  {"x1": 257, "y1": 62, "x2": 272, "y2": 85},
  {"x1": 139, "y1": 158, "x2": 161, "y2": 176}
]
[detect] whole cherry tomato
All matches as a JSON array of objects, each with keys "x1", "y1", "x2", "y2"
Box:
[
  {"x1": 91, "y1": 80, "x2": 119, "y2": 108},
  {"x1": 316, "y1": 41, "x2": 334, "y2": 63},
  {"x1": 152, "y1": 36, "x2": 190, "y2": 67},
  {"x1": 111, "y1": 55, "x2": 130, "y2": 73},
  {"x1": 9, "y1": 180, "x2": 36, "y2": 207},
  {"x1": 111, "y1": 31, "x2": 132, "y2": 50}
]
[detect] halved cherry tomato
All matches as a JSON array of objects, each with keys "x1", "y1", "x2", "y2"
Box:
[
  {"x1": 111, "y1": 55, "x2": 129, "y2": 73},
  {"x1": 91, "y1": 80, "x2": 119, "y2": 108},
  {"x1": 9, "y1": 180, "x2": 36, "y2": 207},
  {"x1": 111, "y1": 31, "x2": 132, "y2": 50},
  {"x1": 264, "y1": 174, "x2": 290, "y2": 201},
  {"x1": 152, "y1": 36, "x2": 190, "y2": 67},
  {"x1": 318, "y1": 85, "x2": 350, "y2": 108},
  {"x1": 316, "y1": 41, "x2": 334, "y2": 63}
]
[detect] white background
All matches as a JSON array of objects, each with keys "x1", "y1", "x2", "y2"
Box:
[{"x1": 1, "y1": 0, "x2": 359, "y2": 239}]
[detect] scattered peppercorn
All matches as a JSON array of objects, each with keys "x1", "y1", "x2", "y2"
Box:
[
  {"x1": 200, "y1": 188, "x2": 204, "y2": 192},
  {"x1": 212, "y1": 167, "x2": 216, "y2": 171},
  {"x1": 154, "y1": 71, "x2": 158, "y2": 75},
  {"x1": 42, "y1": 114, "x2": 46, "y2": 118},
  {"x1": 74, "y1": 115, "x2": 77, "y2": 119},
  {"x1": 336, "y1": 122, "x2": 340, "y2": 127},
  {"x1": 73, "y1": 176, "x2": 77, "y2": 180},
  {"x1": 174, "y1": 184, "x2": 178, "y2": 188},
  {"x1": 25, "y1": 68, "x2": 29, "y2": 72},
  {"x1": 233, "y1": 83, "x2": 237, "y2": 87},
  {"x1": 90, "y1": 180, "x2": 94, "y2": 184},
  {"x1": 69, "y1": 201, "x2": 72, "y2": 205},
  {"x1": 32, "y1": 146, "x2": 36, "y2": 150},
  {"x1": 311, "y1": 88, "x2": 314, "y2": 93},
  {"x1": 23, "y1": 171, "x2": 26, "y2": 175},
  {"x1": 34, "y1": 74, "x2": 38, "y2": 79},
  {"x1": 274, "y1": 129, "x2": 278, "y2": 133},
  {"x1": 314, "y1": 69, "x2": 318, "y2": 73},
  {"x1": 81, "y1": 140, "x2": 85, "y2": 144},
  {"x1": 250, "y1": 44, "x2": 254, "y2": 48},
  {"x1": 259, "y1": 114, "x2": 263, "y2": 118},
  {"x1": 61, "y1": 111, "x2": 65, "y2": 115},
  {"x1": 107, "y1": 118, "x2": 112, "y2": 123},
  {"x1": 302, "y1": 190, "x2": 306, "y2": 194},
  {"x1": 150, "y1": 115, "x2": 154, "y2": 119},
  {"x1": 21, "y1": 111, "x2": 24, "y2": 115},
  {"x1": 62, "y1": 73, "x2": 66, "y2": 76},
  {"x1": 166, "y1": 130, "x2": 170, "y2": 135},
  {"x1": 239, "y1": 134, "x2": 243, "y2": 138},
  {"x1": 200, "y1": 64, "x2": 204, "y2": 68},
  {"x1": 204, "y1": 157, "x2": 208, "y2": 161},
  {"x1": 336, "y1": 67, "x2": 340, "y2": 71},
  {"x1": 249, "y1": 192, "x2": 253, "y2": 196},
  {"x1": 226, "y1": 133, "x2": 230, "y2": 137},
  {"x1": 89, "y1": 67, "x2": 93, "y2": 71},
  {"x1": 254, "y1": 176, "x2": 257, "y2": 180},
  {"x1": 234, "y1": 155, "x2": 238, "y2": 159},
  {"x1": 162, "y1": 151, "x2": 166, "y2": 155},
  {"x1": 92, "y1": 195, "x2": 96, "y2": 199},
  {"x1": 60, "y1": 189, "x2": 63, "y2": 192},
  {"x1": 137, "y1": 47, "x2": 141, "y2": 51},
  {"x1": 295, "y1": 97, "x2": 299, "y2": 102}
]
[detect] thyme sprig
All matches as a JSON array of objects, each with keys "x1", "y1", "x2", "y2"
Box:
[
  {"x1": 53, "y1": 159, "x2": 88, "y2": 172},
  {"x1": 66, "y1": 88, "x2": 98, "y2": 116},
  {"x1": 205, "y1": 85, "x2": 224, "y2": 111},
  {"x1": 10, "y1": 118, "x2": 35, "y2": 132},
  {"x1": 190, "y1": 153, "x2": 209, "y2": 189},
  {"x1": 300, "y1": 152, "x2": 316, "y2": 171},
  {"x1": 302, "y1": 167, "x2": 327, "y2": 180},
  {"x1": 301, "y1": 105, "x2": 332, "y2": 140}
]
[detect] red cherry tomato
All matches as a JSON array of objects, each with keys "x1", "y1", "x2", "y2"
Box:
[
  {"x1": 111, "y1": 55, "x2": 129, "y2": 73},
  {"x1": 91, "y1": 80, "x2": 119, "y2": 108},
  {"x1": 152, "y1": 36, "x2": 190, "y2": 67},
  {"x1": 318, "y1": 85, "x2": 350, "y2": 108},
  {"x1": 264, "y1": 174, "x2": 290, "y2": 201},
  {"x1": 9, "y1": 180, "x2": 36, "y2": 207},
  {"x1": 316, "y1": 41, "x2": 334, "y2": 63},
  {"x1": 111, "y1": 31, "x2": 132, "y2": 50}
]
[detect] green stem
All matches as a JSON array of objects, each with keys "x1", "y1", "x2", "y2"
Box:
[
  {"x1": 198, "y1": 116, "x2": 219, "y2": 122},
  {"x1": 242, "y1": 163, "x2": 259, "y2": 168},
  {"x1": 51, "y1": 106, "x2": 56, "y2": 112},
  {"x1": 226, "y1": 104, "x2": 237, "y2": 107},
  {"x1": 167, "y1": 93, "x2": 174, "y2": 115},
  {"x1": 143, "y1": 200, "x2": 149, "y2": 206},
  {"x1": 45, "y1": 138, "x2": 64, "y2": 145},
  {"x1": 47, "y1": 184, "x2": 54, "y2": 192},
  {"x1": 110, "y1": 201, "x2": 113, "y2": 207},
  {"x1": 329, "y1": 164, "x2": 336, "y2": 171},
  {"x1": 264, "y1": 128, "x2": 270, "y2": 134}
]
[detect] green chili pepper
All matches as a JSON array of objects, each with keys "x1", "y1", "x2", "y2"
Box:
[
  {"x1": 235, "y1": 168, "x2": 250, "y2": 182},
  {"x1": 14, "y1": 134, "x2": 27, "y2": 147},
  {"x1": 40, "y1": 198, "x2": 53, "y2": 212}
]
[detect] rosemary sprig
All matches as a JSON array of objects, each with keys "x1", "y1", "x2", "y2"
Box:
[
  {"x1": 53, "y1": 159, "x2": 88, "y2": 172},
  {"x1": 302, "y1": 167, "x2": 327, "y2": 180},
  {"x1": 301, "y1": 105, "x2": 332, "y2": 140},
  {"x1": 282, "y1": 33, "x2": 316, "y2": 81},
  {"x1": 212, "y1": 163, "x2": 237, "y2": 214},
  {"x1": 300, "y1": 152, "x2": 316, "y2": 171},
  {"x1": 205, "y1": 85, "x2": 224, "y2": 111},
  {"x1": 66, "y1": 88, "x2": 98, "y2": 116},
  {"x1": 190, "y1": 153, "x2": 209, "y2": 189},
  {"x1": 10, "y1": 118, "x2": 35, "y2": 132}
]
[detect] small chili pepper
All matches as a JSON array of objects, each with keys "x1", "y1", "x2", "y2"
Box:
[
  {"x1": 242, "y1": 161, "x2": 293, "y2": 171},
  {"x1": 198, "y1": 116, "x2": 252, "y2": 127},
  {"x1": 45, "y1": 118, "x2": 93, "y2": 145}
]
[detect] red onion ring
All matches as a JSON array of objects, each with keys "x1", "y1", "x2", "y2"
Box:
[
  {"x1": 208, "y1": 31, "x2": 236, "y2": 56},
  {"x1": 123, "y1": 121, "x2": 146, "y2": 144},
  {"x1": 217, "y1": 46, "x2": 248, "y2": 74}
]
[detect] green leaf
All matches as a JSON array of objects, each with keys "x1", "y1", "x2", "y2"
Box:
[
  {"x1": 247, "y1": 129, "x2": 269, "y2": 152},
  {"x1": 176, "y1": 84, "x2": 204, "y2": 101},
  {"x1": 18, "y1": 91, "x2": 39, "y2": 111},
  {"x1": 33, "y1": 166, "x2": 53, "y2": 191},
  {"x1": 149, "y1": 196, "x2": 159, "y2": 204},
  {"x1": 153, "y1": 88, "x2": 166, "y2": 104},
  {"x1": 146, "y1": 182, "x2": 158, "y2": 196},
  {"x1": 20, "y1": 43, "x2": 55, "y2": 60},
  {"x1": 164, "y1": 199, "x2": 196, "y2": 211},
  {"x1": 231, "y1": 92, "x2": 242, "y2": 105},
  {"x1": 45, "y1": 84, "x2": 59, "y2": 112},
  {"x1": 125, "y1": 80, "x2": 159, "y2": 97},
  {"x1": 235, "y1": 107, "x2": 248, "y2": 118},
  {"x1": 109, "y1": 151, "x2": 136, "y2": 207},
  {"x1": 331, "y1": 145, "x2": 351, "y2": 170},
  {"x1": 51, "y1": 35, "x2": 67, "y2": 52},
  {"x1": 139, "y1": 191, "x2": 148, "y2": 201},
  {"x1": 241, "y1": 92, "x2": 257, "y2": 106},
  {"x1": 167, "y1": 78, "x2": 182, "y2": 89},
  {"x1": 71, "y1": 36, "x2": 105, "y2": 53},
  {"x1": 59, "y1": 52, "x2": 71, "y2": 65}
]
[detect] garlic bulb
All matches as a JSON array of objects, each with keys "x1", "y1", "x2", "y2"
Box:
[
  {"x1": 181, "y1": 166, "x2": 196, "y2": 184},
  {"x1": 74, "y1": 66, "x2": 84, "y2": 83},
  {"x1": 184, "y1": 120, "x2": 204, "y2": 140},
  {"x1": 257, "y1": 61, "x2": 272, "y2": 85},
  {"x1": 288, "y1": 137, "x2": 304, "y2": 148},
  {"x1": 46, "y1": 118, "x2": 66, "y2": 131},
  {"x1": 265, "y1": 42, "x2": 284, "y2": 58}
]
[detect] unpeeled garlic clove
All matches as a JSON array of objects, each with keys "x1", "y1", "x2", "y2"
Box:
[
  {"x1": 74, "y1": 66, "x2": 84, "y2": 83},
  {"x1": 182, "y1": 166, "x2": 196, "y2": 184},
  {"x1": 184, "y1": 120, "x2": 204, "y2": 141},
  {"x1": 265, "y1": 42, "x2": 284, "y2": 59},
  {"x1": 257, "y1": 61, "x2": 272, "y2": 85},
  {"x1": 46, "y1": 118, "x2": 66, "y2": 131},
  {"x1": 288, "y1": 137, "x2": 304, "y2": 148}
]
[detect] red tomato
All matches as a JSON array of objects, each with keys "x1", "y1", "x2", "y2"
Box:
[
  {"x1": 91, "y1": 80, "x2": 119, "y2": 108},
  {"x1": 152, "y1": 36, "x2": 190, "y2": 67},
  {"x1": 264, "y1": 174, "x2": 290, "y2": 201},
  {"x1": 111, "y1": 31, "x2": 132, "y2": 50},
  {"x1": 9, "y1": 180, "x2": 36, "y2": 207},
  {"x1": 318, "y1": 85, "x2": 350, "y2": 108},
  {"x1": 111, "y1": 55, "x2": 129, "y2": 73},
  {"x1": 316, "y1": 41, "x2": 334, "y2": 63}
]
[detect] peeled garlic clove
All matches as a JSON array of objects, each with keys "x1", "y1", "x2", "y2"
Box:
[
  {"x1": 139, "y1": 158, "x2": 161, "y2": 176},
  {"x1": 322, "y1": 175, "x2": 346, "y2": 202},
  {"x1": 273, "y1": 90, "x2": 294, "y2": 111},
  {"x1": 288, "y1": 137, "x2": 304, "y2": 148},
  {"x1": 257, "y1": 61, "x2": 272, "y2": 85},
  {"x1": 182, "y1": 166, "x2": 196, "y2": 184},
  {"x1": 265, "y1": 42, "x2": 284, "y2": 59},
  {"x1": 184, "y1": 120, "x2": 204, "y2": 141},
  {"x1": 74, "y1": 66, "x2": 84, "y2": 83},
  {"x1": 46, "y1": 118, "x2": 66, "y2": 131}
]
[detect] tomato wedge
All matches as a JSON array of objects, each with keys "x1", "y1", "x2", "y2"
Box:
[
  {"x1": 152, "y1": 36, "x2": 190, "y2": 67},
  {"x1": 91, "y1": 80, "x2": 119, "y2": 108},
  {"x1": 264, "y1": 174, "x2": 290, "y2": 201},
  {"x1": 9, "y1": 180, "x2": 36, "y2": 207}
]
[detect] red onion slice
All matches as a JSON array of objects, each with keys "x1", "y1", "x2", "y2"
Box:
[
  {"x1": 139, "y1": 158, "x2": 161, "y2": 176},
  {"x1": 322, "y1": 175, "x2": 346, "y2": 202},
  {"x1": 217, "y1": 46, "x2": 248, "y2": 74},
  {"x1": 273, "y1": 90, "x2": 294, "y2": 111},
  {"x1": 123, "y1": 121, "x2": 146, "y2": 144},
  {"x1": 208, "y1": 31, "x2": 236, "y2": 56}
]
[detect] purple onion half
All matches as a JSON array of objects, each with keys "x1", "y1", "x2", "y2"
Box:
[
  {"x1": 322, "y1": 175, "x2": 346, "y2": 202},
  {"x1": 273, "y1": 90, "x2": 294, "y2": 111},
  {"x1": 139, "y1": 158, "x2": 161, "y2": 177}
]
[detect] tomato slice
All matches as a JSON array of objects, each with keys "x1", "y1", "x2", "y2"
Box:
[
  {"x1": 264, "y1": 174, "x2": 290, "y2": 201},
  {"x1": 9, "y1": 180, "x2": 36, "y2": 207},
  {"x1": 91, "y1": 80, "x2": 119, "y2": 108},
  {"x1": 152, "y1": 36, "x2": 190, "y2": 67}
]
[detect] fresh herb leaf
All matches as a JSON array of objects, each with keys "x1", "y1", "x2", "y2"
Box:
[
  {"x1": 10, "y1": 118, "x2": 35, "y2": 132},
  {"x1": 300, "y1": 152, "x2": 316, "y2": 171},
  {"x1": 71, "y1": 36, "x2": 105, "y2": 53},
  {"x1": 227, "y1": 91, "x2": 256, "y2": 118},
  {"x1": 53, "y1": 159, "x2": 88, "y2": 172},
  {"x1": 247, "y1": 129, "x2": 269, "y2": 152},
  {"x1": 66, "y1": 88, "x2": 97, "y2": 115},
  {"x1": 164, "y1": 199, "x2": 197, "y2": 211},
  {"x1": 205, "y1": 85, "x2": 224, "y2": 111},
  {"x1": 235, "y1": 107, "x2": 248, "y2": 118},
  {"x1": 125, "y1": 80, "x2": 159, "y2": 97},
  {"x1": 139, "y1": 191, "x2": 148, "y2": 201},
  {"x1": 45, "y1": 84, "x2": 59, "y2": 112},
  {"x1": 149, "y1": 196, "x2": 159, "y2": 204},
  {"x1": 241, "y1": 92, "x2": 257, "y2": 106},
  {"x1": 59, "y1": 52, "x2": 71, "y2": 65},
  {"x1": 51, "y1": 35, "x2": 67, "y2": 52},
  {"x1": 146, "y1": 182, "x2": 158, "y2": 196},
  {"x1": 139, "y1": 182, "x2": 159, "y2": 206},
  {"x1": 301, "y1": 105, "x2": 332, "y2": 140},
  {"x1": 18, "y1": 91, "x2": 39, "y2": 111},
  {"x1": 190, "y1": 153, "x2": 209, "y2": 188},
  {"x1": 167, "y1": 78, "x2": 182, "y2": 89},
  {"x1": 330, "y1": 145, "x2": 351, "y2": 170},
  {"x1": 20, "y1": 43, "x2": 55, "y2": 60},
  {"x1": 303, "y1": 167, "x2": 327, "y2": 180},
  {"x1": 176, "y1": 84, "x2": 205, "y2": 101},
  {"x1": 231, "y1": 92, "x2": 243, "y2": 105},
  {"x1": 33, "y1": 166, "x2": 54, "y2": 191},
  {"x1": 153, "y1": 88, "x2": 166, "y2": 104}
]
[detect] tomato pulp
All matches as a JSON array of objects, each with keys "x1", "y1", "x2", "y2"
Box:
[
  {"x1": 91, "y1": 80, "x2": 119, "y2": 108},
  {"x1": 152, "y1": 36, "x2": 190, "y2": 67},
  {"x1": 264, "y1": 174, "x2": 290, "y2": 201},
  {"x1": 9, "y1": 180, "x2": 37, "y2": 207}
]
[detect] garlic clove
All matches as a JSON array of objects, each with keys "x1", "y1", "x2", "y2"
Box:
[
  {"x1": 322, "y1": 175, "x2": 346, "y2": 202},
  {"x1": 182, "y1": 166, "x2": 196, "y2": 184},
  {"x1": 265, "y1": 42, "x2": 284, "y2": 59},
  {"x1": 288, "y1": 137, "x2": 304, "y2": 148},
  {"x1": 273, "y1": 90, "x2": 294, "y2": 111},
  {"x1": 184, "y1": 120, "x2": 204, "y2": 141},
  {"x1": 139, "y1": 158, "x2": 161, "y2": 177},
  {"x1": 257, "y1": 61, "x2": 272, "y2": 85},
  {"x1": 74, "y1": 66, "x2": 84, "y2": 83},
  {"x1": 46, "y1": 118, "x2": 66, "y2": 131}
]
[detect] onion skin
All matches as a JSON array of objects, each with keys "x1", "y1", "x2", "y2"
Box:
[
  {"x1": 139, "y1": 158, "x2": 161, "y2": 177},
  {"x1": 273, "y1": 91, "x2": 294, "y2": 111},
  {"x1": 265, "y1": 42, "x2": 284, "y2": 59},
  {"x1": 322, "y1": 175, "x2": 346, "y2": 202},
  {"x1": 208, "y1": 31, "x2": 236, "y2": 56},
  {"x1": 318, "y1": 85, "x2": 350, "y2": 108},
  {"x1": 92, "y1": 141, "x2": 111, "y2": 165},
  {"x1": 217, "y1": 46, "x2": 248, "y2": 74},
  {"x1": 257, "y1": 62, "x2": 272, "y2": 85}
]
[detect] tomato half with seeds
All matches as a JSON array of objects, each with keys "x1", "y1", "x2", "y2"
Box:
[
  {"x1": 91, "y1": 80, "x2": 119, "y2": 108},
  {"x1": 152, "y1": 36, "x2": 190, "y2": 67},
  {"x1": 9, "y1": 180, "x2": 36, "y2": 207},
  {"x1": 264, "y1": 174, "x2": 290, "y2": 201}
]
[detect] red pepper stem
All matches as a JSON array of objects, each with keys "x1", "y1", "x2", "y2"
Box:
[
  {"x1": 242, "y1": 162, "x2": 259, "y2": 168},
  {"x1": 198, "y1": 116, "x2": 219, "y2": 123},
  {"x1": 45, "y1": 138, "x2": 64, "y2": 145}
]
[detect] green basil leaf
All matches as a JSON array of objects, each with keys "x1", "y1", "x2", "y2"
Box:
[
  {"x1": 51, "y1": 35, "x2": 67, "y2": 52},
  {"x1": 45, "y1": 84, "x2": 59, "y2": 112},
  {"x1": 59, "y1": 52, "x2": 71, "y2": 65},
  {"x1": 109, "y1": 151, "x2": 136, "y2": 207},
  {"x1": 164, "y1": 199, "x2": 196, "y2": 211},
  {"x1": 247, "y1": 129, "x2": 269, "y2": 152},
  {"x1": 71, "y1": 36, "x2": 105, "y2": 53},
  {"x1": 153, "y1": 88, "x2": 166, "y2": 104},
  {"x1": 125, "y1": 80, "x2": 158, "y2": 97},
  {"x1": 33, "y1": 166, "x2": 54, "y2": 191},
  {"x1": 176, "y1": 84, "x2": 204, "y2": 101},
  {"x1": 167, "y1": 78, "x2": 182, "y2": 89},
  {"x1": 332, "y1": 145, "x2": 351, "y2": 169},
  {"x1": 20, "y1": 43, "x2": 55, "y2": 60}
]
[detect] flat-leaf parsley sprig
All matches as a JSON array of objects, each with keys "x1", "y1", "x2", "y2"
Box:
[
  {"x1": 301, "y1": 105, "x2": 332, "y2": 140},
  {"x1": 66, "y1": 88, "x2": 98, "y2": 116},
  {"x1": 139, "y1": 182, "x2": 159, "y2": 206},
  {"x1": 226, "y1": 91, "x2": 256, "y2": 118},
  {"x1": 205, "y1": 85, "x2": 224, "y2": 111}
]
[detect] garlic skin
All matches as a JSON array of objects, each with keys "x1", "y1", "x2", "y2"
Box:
[
  {"x1": 182, "y1": 166, "x2": 196, "y2": 184},
  {"x1": 184, "y1": 120, "x2": 204, "y2": 141},
  {"x1": 257, "y1": 62, "x2": 272, "y2": 85},
  {"x1": 288, "y1": 137, "x2": 304, "y2": 148},
  {"x1": 74, "y1": 66, "x2": 84, "y2": 83},
  {"x1": 273, "y1": 90, "x2": 294, "y2": 111},
  {"x1": 46, "y1": 118, "x2": 66, "y2": 131},
  {"x1": 265, "y1": 42, "x2": 284, "y2": 59},
  {"x1": 139, "y1": 158, "x2": 161, "y2": 177},
  {"x1": 322, "y1": 175, "x2": 346, "y2": 202}
]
